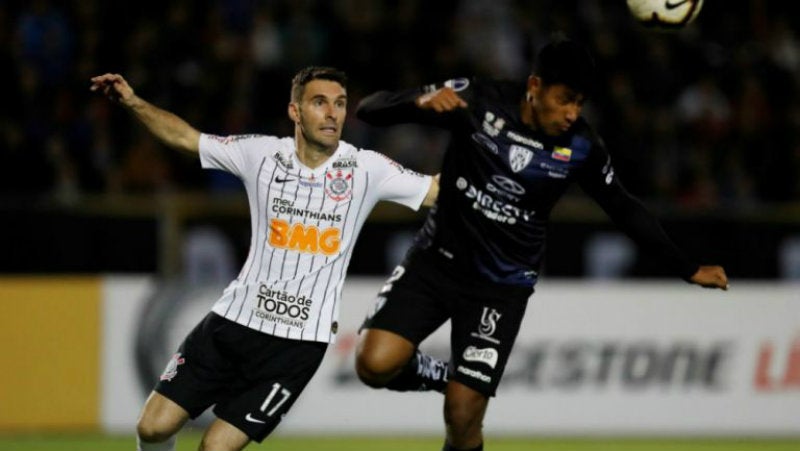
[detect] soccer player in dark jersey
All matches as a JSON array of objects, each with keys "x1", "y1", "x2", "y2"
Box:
[{"x1": 354, "y1": 39, "x2": 728, "y2": 451}]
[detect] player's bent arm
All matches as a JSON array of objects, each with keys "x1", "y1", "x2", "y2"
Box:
[
  {"x1": 356, "y1": 89, "x2": 425, "y2": 125},
  {"x1": 415, "y1": 88, "x2": 468, "y2": 113},
  {"x1": 356, "y1": 89, "x2": 460, "y2": 128},
  {"x1": 124, "y1": 95, "x2": 201, "y2": 155},
  {"x1": 422, "y1": 174, "x2": 440, "y2": 207}
]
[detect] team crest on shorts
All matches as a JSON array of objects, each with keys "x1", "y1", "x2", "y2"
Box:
[
  {"x1": 160, "y1": 352, "x2": 185, "y2": 381},
  {"x1": 470, "y1": 307, "x2": 502, "y2": 344},
  {"x1": 325, "y1": 169, "x2": 353, "y2": 201}
]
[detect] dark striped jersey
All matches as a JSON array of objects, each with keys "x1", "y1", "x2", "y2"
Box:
[
  {"x1": 199, "y1": 134, "x2": 432, "y2": 343},
  {"x1": 357, "y1": 78, "x2": 697, "y2": 287}
]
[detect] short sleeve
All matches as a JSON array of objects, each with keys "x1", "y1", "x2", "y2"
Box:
[
  {"x1": 363, "y1": 150, "x2": 432, "y2": 210},
  {"x1": 199, "y1": 134, "x2": 275, "y2": 178}
]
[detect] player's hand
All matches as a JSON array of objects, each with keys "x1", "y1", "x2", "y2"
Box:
[
  {"x1": 89, "y1": 73, "x2": 136, "y2": 106},
  {"x1": 689, "y1": 265, "x2": 728, "y2": 290},
  {"x1": 415, "y1": 87, "x2": 468, "y2": 113}
]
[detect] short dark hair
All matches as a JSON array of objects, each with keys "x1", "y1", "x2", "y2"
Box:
[
  {"x1": 534, "y1": 39, "x2": 595, "y2": 96},
  {"x1": 291, "y1": 66, "x2": 348, "y2": 102}
]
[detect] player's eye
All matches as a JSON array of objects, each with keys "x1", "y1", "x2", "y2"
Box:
[{"x1": 560, "y1": 93, "x2": 584, "y2": 107}]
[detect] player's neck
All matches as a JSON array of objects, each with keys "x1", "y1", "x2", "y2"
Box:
[{"x1": 295, "y1": 133, "x2": 336, "y2": 169}]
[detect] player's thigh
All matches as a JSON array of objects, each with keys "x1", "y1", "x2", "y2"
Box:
[
  {"x1": 360, "y1": 257, "x2": 451, "y2": 351},
  {"x1": 137, "y1": 391, "x2": 190, "y2": 440},
  {"x1": 153, "y1": 313, "x2": 237, "y2": 420},
  {"x1": 199, "y1": 418, "x2": 250, "y2": 451},
  {"x1": 213, "y1": 338, "x2": 327, "y2": 443}
]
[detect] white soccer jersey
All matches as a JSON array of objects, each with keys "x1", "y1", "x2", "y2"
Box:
[{"x1": 199, "y1": 133, "x2": 431, "y2": 343}]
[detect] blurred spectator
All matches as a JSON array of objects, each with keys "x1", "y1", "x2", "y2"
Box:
[
  {"x1": 0, "y1": 0, "x2": 798, "y2": 208},
  {"x1": 15, "y1": 0, "x2": 73, "y2": 86},
  {"x1": 454, "y1": 0, "x2": 526, "y2": 78},
  {"x1": 112, "y1": 133, "x2": 173, "y2": 193}
]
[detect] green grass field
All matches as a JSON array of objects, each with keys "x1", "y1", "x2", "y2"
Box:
[{"x1": 1, "y1": 433, "x2": 799, "y2": 451}]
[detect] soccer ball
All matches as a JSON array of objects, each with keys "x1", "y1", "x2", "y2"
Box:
[{"x1": 626, "y1": 0, "x2": 704, "y2": 30}]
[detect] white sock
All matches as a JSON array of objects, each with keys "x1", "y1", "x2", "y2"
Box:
[{"x1": 137, "y1": 434, "x2": 176, "y2": 451}]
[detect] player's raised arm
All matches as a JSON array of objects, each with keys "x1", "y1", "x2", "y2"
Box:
[
  {"x1": 356, "y1": 84, "x2": 468, "y2": 128},
  {"x1": 89, "y1": 73, "x2": 201, "y2": 155},
  {"x1": 415, "y1": 87, "x2": 468, "y2": 113}
]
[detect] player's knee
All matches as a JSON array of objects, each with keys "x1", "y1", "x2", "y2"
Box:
[
  {"x1": 355, "y1": 347, "x2": 409, "y2": 387},
  {"x1": 199, "y1": 434, "x2": 235, "y2": 451},
  {"x1": 444, "y1": 402, "x2": 478, "y2": 428},
  {"x1": 355, "y1": 329, "x2": 415, "y2": 387},
  {"x1": 136, "y1": 417, "x2": 175, "y2": 444},
  {"x1": 444, "y1": 405, "x2": 483, "y2": 439},
  {"x1": 444, "y1": 390, "x2": 486, "y2": 435},
  {"x1": 355, "y1": 350, "x2": 391, "y2": 387}
]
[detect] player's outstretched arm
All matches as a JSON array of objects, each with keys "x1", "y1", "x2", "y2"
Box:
[
  {"x1": 688, "y1": 265, "x2": 728, "y2": 290},
  {"x1": 89, "y1": 73, "x2": 200, "y2": 155}
]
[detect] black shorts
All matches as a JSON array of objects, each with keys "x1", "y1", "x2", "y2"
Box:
[
  {"x1": 154, "y1": 312, "x2": 327, "y2": 442},
  {"x1": 362, "y1": 250, "x2": 531, "y2": 396}
]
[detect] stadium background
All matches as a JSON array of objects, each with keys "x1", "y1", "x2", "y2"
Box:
[{"x1": 1, "y1": 1, "x2": 799, "y2": 450}]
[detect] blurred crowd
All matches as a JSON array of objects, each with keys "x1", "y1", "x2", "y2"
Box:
[{"x1": 1, "y1": 0, "x2": 798, "y2": 207}]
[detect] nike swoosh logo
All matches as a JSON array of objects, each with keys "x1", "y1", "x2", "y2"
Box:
[
  {"x1": 245, "y1": 413, "x2": 266, "y2": 424},
  {"x1": 274, "y1": 176, "x2": 295, "y2": 183},
  {"x1": 664, "y1": 0, "x2": 690, "y2": 9}
]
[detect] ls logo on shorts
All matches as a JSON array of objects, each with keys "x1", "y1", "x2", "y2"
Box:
[
  {"x1": 160, "y1": 352, "x2": 185, "y2": 381},
  {"x1": 470, "y1": 307, "x2": 502, "y2": 344}
]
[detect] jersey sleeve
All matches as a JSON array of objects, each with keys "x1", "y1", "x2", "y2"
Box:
[
  {"x1": 363, "y1": 150, "x2": 432, "y2": 210},
  {"x1": 199, "y1": 134, "x2": 272, "y2": 178},
  {"x1": 577, "y1": 137, "x2": 700, "y2": 280},
  {"x1": 356, "y1": 78, "x2": 475, "y2": 129}
]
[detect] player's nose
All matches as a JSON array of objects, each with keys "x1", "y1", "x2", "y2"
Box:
[
  {"x1": 324, "y1": 104, "x2": 339, "y2": 120},
  {"x1": 565, "y1": 104, "x2": 580, "y2": 122}
]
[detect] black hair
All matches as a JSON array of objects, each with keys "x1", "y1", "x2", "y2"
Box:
[
  {"x1": 534, "y1": 39, "x2": 596, "y2": 96},
  {"x1": 291, "y1": 66, "x2": 348, "y2": 102}
]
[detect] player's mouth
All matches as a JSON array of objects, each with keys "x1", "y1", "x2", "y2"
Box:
[{"x1": 319, "y1": 125, "x2": 338, "y2": 135}]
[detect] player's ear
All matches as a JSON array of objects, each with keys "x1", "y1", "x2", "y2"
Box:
[
  {"x1": 288, "y1": 102, "x2": 300, "y2": 124},
  {"x1": 526, "y1": 76, "x2": 542, "y2": 99}
]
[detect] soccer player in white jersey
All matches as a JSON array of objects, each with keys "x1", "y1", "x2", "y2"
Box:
[{"x1": 90, "y1": 67, "x2": 439, "y2": 451}]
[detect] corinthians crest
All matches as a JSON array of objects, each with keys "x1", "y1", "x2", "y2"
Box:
[
  {"x1": 160, "y1": 352, "x2": 185, "y2": 381},
  {"x1": 509, "y1": 145, "x2": 533, "y2": 173},
  {"x1": 325, "y1": 169, "x2": 353, "y2": 201}
]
